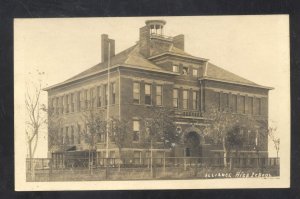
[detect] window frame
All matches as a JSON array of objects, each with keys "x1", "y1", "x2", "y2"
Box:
[
  {"x1": 97, "y1": 86, "x2": 102, "y2": 107},
  {"x1": 132, "y1": 120, "x2": 140, "y2": 142},
  {"x1": 192, "y1": 68, "x2": 198, "y2": 77},
  {"x1": 111, "y1": 82, "x2": 116, "y2": 105},
  {"x1": 156, "y1": 85, "x2": 163, "y2": 106},
  {"x1": 183, "y1": 90, "x2": 189, "y2": 109},
  {"x1": 182, "y1": 66, "x2": 189, "y2": 75},
  {"x1": 173, "y1": 89, "x2": 179, "y2": 108},
  {"x1": 192, "y1": 91, "x2": 198, "y2": 110},
  {"x1": 172, "y1": 65, "x2": 179, "y2": 73},
  {"x1": 133, "y1": 82, "x2": 140, "y2": 104},
  {"x1": 145, "y1": 83, "x2": 152, "y2": 105}
]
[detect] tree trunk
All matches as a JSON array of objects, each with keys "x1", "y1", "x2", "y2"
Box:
[
  {"x1": 28, "y1": 141, "x2": 35, "y2": 181},
  {"x1": 222, "y1": 137, "x2": 227, "y2": 167}
]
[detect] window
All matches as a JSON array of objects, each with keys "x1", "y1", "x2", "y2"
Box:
[
  {"x1": 109, "y1": 151, "x2": 116, "y2": 164},
  {"x1": 134, "y1": 151, "x2": 142, "y2": 164},
  {"x1": 172, "y1": 65, "x2": 179, "y2": 73},
  {"x1": 192, "y1": 69, "x2": 198, "y2": 77},
  {"x1": 77, "y1": 92, "x2": 80, "y2": 111},
  {"x1": 77, "y1": 125, "x2": 81, "y2": 144},
  {"x1": 232, "y1": 94, "x2": 237, "y2": 113},
  {"x1": 60, "y1": 96, "x2": 65, "y2": 114},
  {"x1": 254, "y1": 98, "x2": 261, "y2": 115},
  {"x1": 133, "y1": 120, "x2": 140, "y2": 142},
  {"x1": 173, "y1": 89, "x2": 178, "y2": 108},
  {"x1": 111, "y1": 82, "x2": 116, "y2": 105},
  {"x1": 183, "y1": 90, "x2": 189, "y2": 109},
  {"x1": 84, "y1": 90, "x2": 89, "y2": 109},
  {"x1": 182, "y1": 67, "x2": 188, "y2": 75},
  {"x1": 65, "y1": 126, "x2": 69, "y2": 145},
  {"x1": 145, "y1": 84, "x2": 152, "y2": 105},
  {"x1": 97, "y1": 86, "x2": 102, "y2": 107},
  {"x1": 56, "y1": 98, "x2": 59, "y2": 114},
  {"x1": 220, "y1": 92, "x2": 229, "y2": 110},
  {"x1": 248, "y1": 97, "x2": 253, "y2": 114},
  {"x1": 70, "y1": 126, "x2": 74, "y2": 144},
  {"x1": 90, "y1": 88, "x2": 95, "y2": 107},
  {"x1": 71, "y1": 94, "x2": 75, "y2": 112},
  {"x1": 133, "y1": 82, "x2": 140, "y2": 104},
  {"x1": 241, "y1": 96, "x2": 246, "y2": 114},
  {"x1": 156, "y1": 85, "x2": 162, "y2": 106},
  {"x1": 104, "y1": 84, "x2": 108, "y2": 106},
  {"x1": 66, "y1": 95, "x2": 69, "y2": 113},
  {"x1": 192, "y1": 91, "x2": 197, "y2": 110},
  {"x1": 60, "y1": 128, "x2": 64, "y2": 144},
  {"x1": 80, "y1": 91, "x2": 84, "y2": 111}
]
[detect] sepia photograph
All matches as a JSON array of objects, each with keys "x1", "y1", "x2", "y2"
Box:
[{"x1": 14, "y1": 15, "x2": 290, "y2": 190}]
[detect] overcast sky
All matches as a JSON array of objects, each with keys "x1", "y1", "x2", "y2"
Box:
[{"x1": 15, "y1": 15, "x2": 290, "y2": 158}]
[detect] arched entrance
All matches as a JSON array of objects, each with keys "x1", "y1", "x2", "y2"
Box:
[
  {"x1": 182, "y1": 126, "x2": 205, "y2": 157},
  {"x1": 184, "y1": 131, "x2": 202, "y2": 157}
]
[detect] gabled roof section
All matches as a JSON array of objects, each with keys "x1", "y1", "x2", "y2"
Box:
[
  {"x1": 148, "y1": 44, "x2": 208, "y2": 62},
  {"x1": 66, "y1": 44, "x2": 168, "y2": 82},
  {"x1": 200, "y1": 62, "x2": 273, "y2": 89},
  {"x1": 44, "y1": 44, "x2": 177, "y2": 91}
]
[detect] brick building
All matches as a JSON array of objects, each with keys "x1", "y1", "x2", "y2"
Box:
[{"x1": 44, "y1": 20, "x2": 272, "y2": 165}]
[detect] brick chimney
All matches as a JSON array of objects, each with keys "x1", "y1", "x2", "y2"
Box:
[{"x1": 101, "y1": 34, "x2": 115, "y2": 63}]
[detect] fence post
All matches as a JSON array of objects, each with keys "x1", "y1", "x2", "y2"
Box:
[{"x1": 163, "y1": 152, "x2": 166, "y2": 177}]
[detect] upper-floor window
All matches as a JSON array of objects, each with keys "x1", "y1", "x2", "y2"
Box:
[
  {"x1": 232, "y1": 94, "x2": 237, "y2": 113},
  {"x1": 97, "y1": 86, "x2": 102, "y2": 107},
  {"x1": 111, "y1": 82, "x2": 116, "y2": 105},
  {"x1": 133, "y1": 120, "x2": 140, "y2": 142},
  {"x1": 71, "y1": 93, "x2": 75, "y2": 112},
  {"x1": 66, "y1": 95, "x2": 69, "y2": 113},
  {"x1": 156, "y1": 85, "x2": 162, "y2": 106},
  {"x1": 182, "y1": 67, "x2": 189, "y2": 75},
  {"x1": 240, "y1": 96, "x2": 246, "y2": 114},
  {"x1": 55, "y1": 98, "x2": 59, "y2": 114},
  {"x1": 183, "y1": 90, "x2": 189, "y2": 109},
  {"x1": 173, "y1": 89, "x2": 178, "y2": 108},
  {"x1": 192, "y1": 91, "x2": 198, "y2": 110},
  {"x1": 104, "y1": 84, "x2": 108, "y2": 106},
  {"x1": 248, "y1": 97, "x2": 253, "y2": 115},
  {"x1": 173, "y1": 65, "x2": 179, "y2": 73},
  {"x1": 254, "y1": 98, "x2": 261, "y2": 115},
  {"x1": 133, "y1": 82, "x2": 140, "y2": 104},
  {"x1": 84, "y1": 90, "x2": 89, "y2": 109},
  {"x1": 145, "y1": 84, "x2": 152, "y2": 105},
  {"x1": 192, "y1": 69, "x2": 198, "y2": 77},
  {"x1": 90, "y1": 88, "x2": 95, "y2": 107}
]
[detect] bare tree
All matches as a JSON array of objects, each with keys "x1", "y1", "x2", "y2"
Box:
[
  {"x1": 203, "y1": 106, "x2": 239, "y2": 167},
  {"x1": 110, "y1": 117, "x2": 130, "y2": 160},
  {"x1": 80, "y1": 107, "x2": 106, "y2": 173},
  {"x1": 142, "y1": 106, "x2": 179, "y2": 176},
  {"x1": 25, "y1": 70, "x2": 46, "y2": 180},
  {"x1": 268, "y1": 123, "x2": 280, "y2": 158}
]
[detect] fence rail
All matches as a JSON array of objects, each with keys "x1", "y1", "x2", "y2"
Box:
[
  {"x1": 26, "y1": 157, "x2": 279, "y2": 181},
  {"x1": 27, "y1": 157, "x2": 279, "y2": 170}
]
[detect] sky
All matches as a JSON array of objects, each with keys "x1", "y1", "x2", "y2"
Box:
[{"x1": 14, "y1": 15, "x2": 290, "y2": 158}]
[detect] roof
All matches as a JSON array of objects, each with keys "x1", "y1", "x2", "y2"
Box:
[
  {"x1": 44, "y1": 43, "x2": 272, "y2": 91},
  {"x1": 66, "y1": 44, "x2": 166, "y2": 82},
  {"x1": 148, "y1": 44, "x2": 209, "y2": 62},
  {"x1": 199, "y1": 62, "x2": 273, "y2": 89}
]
